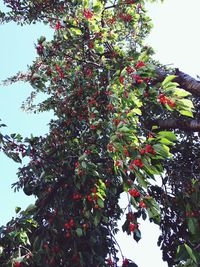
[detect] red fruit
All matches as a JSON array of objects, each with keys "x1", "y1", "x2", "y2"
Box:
[
  {"x1": 115, "y1": 160, "x2": 121, "y2": 167},
  {"x1": 129, "y1": 165, "x2": 134, "y2": 170},
  {"x1": 129, "y1": 189, "x2": 140, "y2": 198},
  {"x1": 69, "y1": 219, "x2": 74, "y2": 227},
  {"x1": 119, "y1": 76, "x2": 125, "y2": 84},
  {"x1": 139, "y1": 200, "x2": 146, "y2": 208},
  {"x1": 107, "y1": 144, "x2": 114, "y2": 152},
  {"x1": 129, "y1": 223, "x2": 137, "y2": 232},
  {"x1": 167, "y1": 99, "x2": 176, "y2": 108},
  {"x1": 135, "y1": 61, "x2": 146, "y2": 69},
  {"x1": 122, "y1": 258, "x2": 129, "y2": 266},
  {"x1": 132, "y1": 159, "x2": 144, "y2": 168},
  {"x1": 127, "y1": 212, "x2": 134, "y2": 221},
  {"x1": 83, "y1": 9, "x2": 93, "y2": 20},
  {"x1": 64, "y1": 223, "x2": 70, "y2": 229},
  {"x1": 66, "y1": 232, "x2": 71, "y2": 238},
  {"x1": 14, "y1": 262, "x2": 21, "y2": 267},
  {"x1": 87, "y1": 195, "x2": 93, "y2": 202},
  {"x1": 126, "y1": 66, "x2": 135, "y2": 74},
  {"x1": 140, "y1": 149, "x2": 146, "y2": 155},
  {"x1": 91, "y1": 187, "x2": 97, "y2": 193},
  {"x1": 55, "y1": 21, "x2": 62, "y2": 30}
]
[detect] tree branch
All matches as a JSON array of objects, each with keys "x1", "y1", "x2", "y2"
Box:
[
  {"x1": 155, "y1": 68, "x2": 200, "y2": 96},
  {"x1": 150, "y1": 119, "x2": 200, "y2": 132}
]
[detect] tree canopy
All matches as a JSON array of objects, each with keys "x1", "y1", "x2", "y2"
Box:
[{"x1": 0, "y1": 1, "x2": 200, "y2": 267}]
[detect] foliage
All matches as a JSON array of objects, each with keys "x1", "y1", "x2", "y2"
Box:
[{"x1": 0, "y1": 0, "x2": 199, "y2": 266}]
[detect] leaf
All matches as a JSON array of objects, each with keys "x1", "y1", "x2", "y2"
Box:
[
  {"x1": 70, "y1": 28, "x2": 82, "y2": 36},
  {"x1": 94, "y1": 213, "x2": 101, "y2": 226},
  {"x1": 93, "y1": 2, "x2": 103, "y2": 13},
  {"x1": 15, "y1": 206, "x2": 21, "y2": 214},
  {"x1": 25, "y1": 204, "x2": 36, "y2": 214},
  {"x1": 164, "y1": 81, "x2": 179, "y2": 90},
  {"x1": 162, "y1": 75, "x2": 177, "y2": 87},
  {"x1": 118, "y1": 126, "x2": 131, "y2": 133},
  {"x1": 153, "y1": 144, "x2": 171, "y2": 158},
  {"x1": 133, "y1": 228, "x2": 141, "y2": 242},
  {"x1": 158, "y1": 137, "x2": 173, "y2": 145},
  {"x1": 136, "y1": 173, "x2": 148, "y2": 188},
  {"x1": 81, "y1": 161, "x2": 87, "y2": 168},
  {"x1": 19, "y1": 231, "x2": 30, "y2": 245},
  {"x1": 173, "y1": 88, "x2": 191, "y2": 97},
  {"x1": 179, "y1": 110, "x2": 193, "y2": 117},
  {"x1": 188, "y1": 218, "x2": 199, "y2": 235},
  {"x1": 184, "y1": 243, "x2": 197, "y2": 263},
  {"x1": 144, "y1": 196, "x2": 161, "y2": 223},
  {"x1": 76, "y1": 228, "x2": 83, "y2": 237},
  {"x1": 158, "y1": 131, "x2": 177, "y2": 142},
  {"x1": 0, "y1": 246, "x2": 3, "y2": 255},
  {"x1": 178, "y1": 99, "x2": 194, "y2": 109},
  {"x1": 127, "y1": 108, "x2": 142, "y2": 117},
  {"x1": 97, "y1": 198, "x2": 104, "y2": 208},
  {"x1": 33, "y1": 236, "x2": 42, "y2": 251}
]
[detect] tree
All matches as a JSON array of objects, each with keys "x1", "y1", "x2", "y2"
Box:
[{"x1": 0, "y1": 0, "x2": 199, "y2": 266}]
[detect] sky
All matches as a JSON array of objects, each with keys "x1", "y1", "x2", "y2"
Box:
[{"x1": 1, "y1": 0, "x2": 200, "y2": 266}]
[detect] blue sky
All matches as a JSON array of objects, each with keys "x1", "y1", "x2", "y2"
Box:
[
  {"x1": 1, "y1": 0, "x2": 200, "y2": 266},
  {"x1": 0, "y1": 9, "x2": 54, "y2": 225}
]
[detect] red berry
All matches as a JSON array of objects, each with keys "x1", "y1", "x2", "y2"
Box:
[
  {"x1": 139, "y1": 200, "x2": 146, "y2": 208},
  {"x1": 14, "y1": 262, "x2": 21, "y2": 267},
  {"x1": 129, "y1": 189, "x2": 140, "y2": 198},
  {"x1": 129, "y1": 223, "x2": 137, "y2": 232},
  {"x1": 123, "y1": 258, "x2": 129, "y2": 266}
]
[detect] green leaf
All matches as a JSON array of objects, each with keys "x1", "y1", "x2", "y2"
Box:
[
  {"x1": 81, "y1": 161, "x2": 87, "y2": 168},
  {"x1": 97, "y1": 198, "x2": 104, "y2": 208},
  {"x1": 93, "y1": 2, "x2": 103, "y2": 13},
  {"x1": 179, "y1": 110, "x2": 193, "y2": 117},
  {"x1": 70, "y1": 28, "x2": 82, "y2": 36},
  {"x1": 127, "y1": 108, "x2": 142, "y2": 117},
  {"x1": 184, "y1": 243, "x2": 197, "y2": 263},
  {"x1": 19, "y1": 231, "x2": 30, "y2": 245},
  {"x1": 136, "y1": 172, "x2": 148, "y2": 188},
  {"x1": 76, "y1": 228, "x2": 83, "y2": 237},
  {"x1": 178, "y1": 99, "x2": 194, "y2": 109},
  {"x1": 25, "y1": 204, "x2": 36, "y2": 214},
  {"x1": 94, "y1": 213, "x2": 101, "y2": 226},
  {"x1": 158, "y1": 137, "x2": 173, "y2": 145},
  {"x1": 173, "y1": 88, "x2": 191, "y2": 97},
  {"x1": 162, "y1": 75, "x2": 177, "y2": 87},
  {"x1": 15, "y1": 206, "x2": 21, "y2": 214},
  {"x1": 153, "y1": 144, "x2": 171, "y2": 158},
  {"x1": 145, "y1": 197, "x2": 161, "y2": 224},
  {"x1": 158, "y1": 131, "x2": 177, "y2": 142},
  {"x1": 118, "y1": 126, "x2": 131, "y2": 133},
  {"x1": 188, "y1": 218, "x2": 199, "y2": 235}
]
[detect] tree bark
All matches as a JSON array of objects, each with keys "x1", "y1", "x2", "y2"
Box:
[{"x1": 150, "y1": 119, "x2": 200, "y2": 132}]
